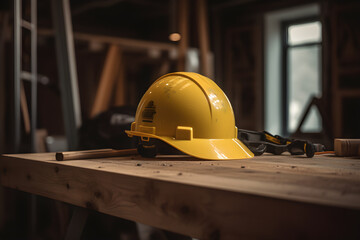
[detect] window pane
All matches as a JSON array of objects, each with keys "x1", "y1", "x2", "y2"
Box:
[
  {"x1": 288, "y1": 45, "x2": 322, "y2": 133},
  {"x1": 301, "y1": 105, "x2": 322, "y2": 132},
  {"x1": 288, "y1": 21, "x2": 321, "y2": 45}
]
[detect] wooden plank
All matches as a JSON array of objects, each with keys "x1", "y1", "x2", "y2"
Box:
[
  {"x1": 0, "y1": 153, "x2": 360, "y2": 239},
  {"x1": 114, "y1": 48, "x2": 125, "y2": 106},
  {"x1": 91, "y1": 45, "x2": 120, "y2": 118},
  {"x1": 0, "y1": 12, "x2": 9, "y2": 154},
  {"x1": 177, "y1": 0, "x2": 189, "y2": 71},
  {"x1": 20, "y1": 81, "x2": 31, "y2": 134},
  {"x1": 338, "y1": 89, "x2": 360, "y2": 97},
  {"x1": 38, "y1": 29, "x2": 177, "y2": 52},
  {"x1": 1, "y1": 153, "x2": 360, "y2": 239}
]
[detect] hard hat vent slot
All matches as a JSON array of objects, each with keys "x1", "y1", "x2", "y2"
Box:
[
  {"x1": 142, "y1": 101, "x2": 156, "y2": 123},
  {"x1": 141, "y1": 136, "x2": 150, "y2": 142}
]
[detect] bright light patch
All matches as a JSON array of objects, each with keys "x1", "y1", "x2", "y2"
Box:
[
  {"x1": 288, "y1": 21, "x2": 321, "y2": 45},
  {"x1": 169, "y1": 33, "x2": 181, "y2": 42},
  {"x1": 209, "y1": 93, "x2": 221, "y2": 109}
]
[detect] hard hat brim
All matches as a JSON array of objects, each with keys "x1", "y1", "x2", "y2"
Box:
[{"x1": 126, "y1": 130, "x2": 254, "y2": 160}]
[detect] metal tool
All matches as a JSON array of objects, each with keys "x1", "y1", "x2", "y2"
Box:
[{"x1": 238, "y1": 129, "x2": 324, "y2": 158}]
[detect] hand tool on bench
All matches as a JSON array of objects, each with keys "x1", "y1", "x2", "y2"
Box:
[
  {"x1": 237, "y1": 129, "x2": 324, "y2": 158},
  {"x1": 56, "y1": 148, "x2": 137, "y2": 161},
  {"x1": 334, "y1": 139, "x2": 360, "y2": 157}
]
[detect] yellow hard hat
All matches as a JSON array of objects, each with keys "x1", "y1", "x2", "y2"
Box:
[{"x1": 125, "y1": 72, "x2": 254, "y2": 160}]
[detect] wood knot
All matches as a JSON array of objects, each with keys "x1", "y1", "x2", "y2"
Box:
[
  {"x1": 180, "y1": 205, "x2": 190, "y2": 215},
  {"x1": 178, "y1": 204, "x2": 197, "y2": 221},
  {"x1": 94, "y1": 191, "x2": 102, "y2": 199},
  {"x1": 54, "y1": 166, "x2": 59, "y2": 173},
  {"x1": 66, "y1": 183, "x2": 70, "y2": 189},
  {"x1": 26, "y1": 174, "x2": 31, "y2": 180}
]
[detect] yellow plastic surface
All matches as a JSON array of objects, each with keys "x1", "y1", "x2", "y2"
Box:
[
  {"x1": 126, "y1": 72, "x2": 254, "y2": 160},
  {"x1": 175, "y1": 126, "x2": 193, "y2": 140}
]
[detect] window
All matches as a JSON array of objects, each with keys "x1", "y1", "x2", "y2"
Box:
[{"x1": 282, "y1": 19, "x2": 322, "y2": 135}]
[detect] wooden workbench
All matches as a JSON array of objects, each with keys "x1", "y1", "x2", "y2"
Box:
[{"x1": 1, "y1": 152, "x2": 359, "y2": 239}]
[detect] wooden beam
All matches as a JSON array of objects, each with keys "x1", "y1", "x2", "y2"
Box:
[
  {"x1": 0, "y1": 12, "x2": 9, "y2": 153},
  {"x1": 91, "y1": 45, "x2": 120, "y2": 118},
  {"x1": 114, "y1": 48, "x2": 125, "y2": 106},
  {"x1": 212, "y1": 10, "x2": 223, "y2": 84},
  {"x1": 20, "y1": 81, "x2": 31, "y2": 134},
  {"x1": 157, "y1": 58, "x2": 170, "y2": 78},
  {"x1": 38, "y1": 29, "x2": 177, "y2": 52},
  {"x1": 35, "y1": 129, "x2": 48, "y2": 153},
  {"x1": 51, "y1": 0, "x2": 82, "y2": 150},
  {"x1": 177, "y1": 0, "x2": 189, "y2": 71},
  {"x1": 152, "y1": 52, "x2": 171, "y2": 80},
  {"x1": 196, "y1": 0, "x2": 211, "y2": 77},
  {"x1": 0, "y1": 12, "x2": 10, "y2": 231}
]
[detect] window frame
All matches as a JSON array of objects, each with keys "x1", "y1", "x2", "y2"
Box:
[{"x1": 281, "y1": 16, "x2": 322, "y2": 136}]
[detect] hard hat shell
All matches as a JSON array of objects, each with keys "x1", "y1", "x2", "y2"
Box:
[{"x1": 125, "y1": 72, "x2": 254, "y2": 160}]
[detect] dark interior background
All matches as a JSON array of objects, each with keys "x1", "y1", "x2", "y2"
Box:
[{"x1": 0, "y1": 0, "x2": 359, "y2": 239}]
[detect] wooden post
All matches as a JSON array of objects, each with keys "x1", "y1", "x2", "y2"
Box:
[
  {"x1": 20, "y1": 81, "x2": 31, "y2": 134},
  {"x1": 91, "y1": 44, "x2": 120, "y2": 117},
  {"x1": 114, "y1": 48, "x2": 125, "y2": 106},
  {"x1": 196, "y1": 0, "x2": 211, "y2": 77},
  {"x1": 158, "y1": 59, "x2": 170, "y2": 78},
  {"x1": 0, "y1": 12, "x2": 9, "y2": 154},
  {"x1": 35, "y1": 129, "x2": 48, "y2": 153},
  {"x1": 51, "y1": 0, "x2": 82, "y2": 150},
  {"x1": 0, "y1": 13, "x2": 5, "y2": 230},
  {"x1": 177, "y1": 0, "x2": 189, "y2": 71}
]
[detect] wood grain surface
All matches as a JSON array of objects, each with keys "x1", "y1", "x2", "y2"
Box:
[{"x1": 1, "y1": 153, "x2": 360, "y2": 239}]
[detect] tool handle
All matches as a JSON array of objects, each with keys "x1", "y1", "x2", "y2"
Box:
[
  {"x1": 56, "y1": 148, "x2": 138, "y2": 161},
  {"x1": 334, "y1": 139, "x2": 360, "y2": 157}
]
